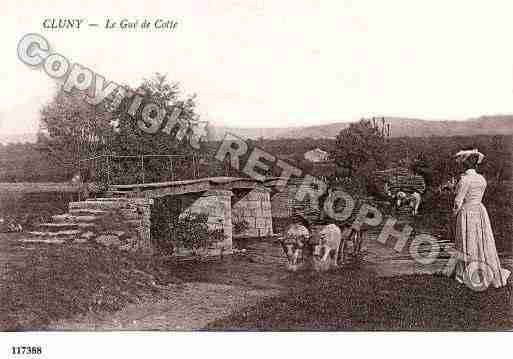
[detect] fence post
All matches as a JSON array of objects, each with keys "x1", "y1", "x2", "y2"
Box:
[
  {"x1": 141, "y1": 155, "x2": 145, "y2": 183},
  {"x1": 78, "y1": 160, "x2": 82, "y2": 201},
  {"x1": 169, "y1": 156, "x2": 174, "y2": 181},
  {"x1": 106, "y1": 155, "x2": 111, "y2": 187},
  {"x1": 193, "y1": 154, "x2": 197, "y2": 178}
]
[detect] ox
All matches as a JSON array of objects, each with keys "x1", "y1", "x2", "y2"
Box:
[
  {"x1": 281, "y1": 221, "x2": 342, "y2": 272},
  {"x1": 282, "y1": 223, "x2": 310, "y2": 272},
  {"x1": 438, "y1": 177, "x2": 457, "y2": 195},
  {"x1": 395, "y1": 191, "x2": 422, "y2": 216},
  {"x1": 310, "y1": 224, "x2": 342, "y2": 271}
]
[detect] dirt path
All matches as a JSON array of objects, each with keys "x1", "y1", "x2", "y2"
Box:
[
  {"x1": 47, "y1": 241, "x2": 292, "y2": 330},
  {"x1": 45, "y1": 239, "x2": 373, "y2": 331},
  {"x1": 49, "y1": 283, "x2": 280, "y2": 330}
]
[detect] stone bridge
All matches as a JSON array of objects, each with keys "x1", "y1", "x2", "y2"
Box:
[
  {"x1": 109, "y1": 177, "x2": 276, "y2": 253},
  {"x1": 29, "y1": 177, "x2": 306, "y2": 254}
]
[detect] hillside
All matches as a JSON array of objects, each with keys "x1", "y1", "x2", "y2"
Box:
[
  {"x1": 0, "y1": 95, "x2": 50, "y2": 144},
  {"x1": 0, "y1": 133, "x2": 37, "y2": 145},
  {"x1": 209, "y1": 116, "x2": 513, "y2": 140}
]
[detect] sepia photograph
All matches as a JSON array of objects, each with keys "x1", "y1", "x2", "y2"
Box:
[{"x1": 1, "y1": 0, "x2": 512, "y2": 357}]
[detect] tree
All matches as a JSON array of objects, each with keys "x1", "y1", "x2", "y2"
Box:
[
  {"x1": 334, "y1": 118, "x2": 388, "y2": 178},
  {"x1": 107, "y1": 73, "x2": 204, "y2": 183},
  {"x1": 488, "y1": 135, "x2": 511, "y2": 184},
  {"x1": 37, "y1": 73, "x2": 203, "y2": 184},
  {"x1": 38, "y1": 87, "x2": 115, "y2": 178}
]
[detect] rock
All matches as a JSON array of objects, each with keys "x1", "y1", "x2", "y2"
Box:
[
  {"x1": 95, "y1": 234, "x2": 121, "y2": 247},
  {"x1": 19, "y1": 238, "x2": 66, "y2": 244},
  {"x1": 28, "y1": 230, "x2": 81, "y2": 237},
  {"x1": 52, "y1": 214, "x2": 75, "y2": 223},
  {"x1": 110, "y1": 230, "x2": 126, "y2": 237},
  {"x1": 69, "y1": 201, "x2": 128, "y2": 210},
  {"x1": 74, "y1": 237, "x2": 90, "y2": 244},
  {"x1": 119, "y1": 243, "x2": 134, "y2": 251},
  {"x1": 81, "y1": 231, "x2": 96, "y2": 240},
  {"x1": 68, "y1": 209, "x2": 107, "y2": 216},
  {"x1": 39, "y1": 223, "x2": 79, "y2": 232}
]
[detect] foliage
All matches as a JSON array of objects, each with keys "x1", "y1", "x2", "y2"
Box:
[
  {"x1": 105, "y1": 73, "x2": 205, "y2": 184},
  {"x1": 38, "y1": 88, "x2": 115, "y2": 173},
  {"x1": 92, "y1": 208, "x2": 140, "y2": 243},
  {"x1": 30, "y1": 73, "x2": 205, "y2": 185},
  {"x1": 173, "y1": 213, "x2": 224, "y2": 255},
  {"x1": 410, "y1": 152, "x2": 432, "y2": 182},
  {"x1": 253, "y1": 134, "x2": 511, "y2": 189},
  {"x1": 151, "y1": 202, "x2": 225, "y2": 256},
  {"x1": 232, "y1": 215, "x2": 250, "y2": 235},
  {"x1": 332, "y1": 176, "x2": 368, "y2": 198},
  {"x1": 334, "y1": 119, "x2": 389, "y2": 178}
]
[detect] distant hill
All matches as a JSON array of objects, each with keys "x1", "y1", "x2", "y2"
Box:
[
  {"x1": 0, "y1": 95, "x2": 48, "y2": 145},
  {"x1": 1, "y1": 116, "x2": 512, "y2": 144},
  {"x1": 0, "y1": 133, "x2": 37, "y2": 145},
  {"x1": 0, "y1": 95, "x2": 50, "y2": 143},
  {"x1": 209, "y1": 116, "x2": 513, "y2": 140}
]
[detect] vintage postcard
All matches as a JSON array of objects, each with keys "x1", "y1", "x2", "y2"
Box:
[{"x1": 1, "y1": 0, "x2": 512, "y2": 357}]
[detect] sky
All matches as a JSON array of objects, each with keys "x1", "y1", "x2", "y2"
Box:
[{"x1": 2, "y1": 0, "x2": 513, "y2": 134}]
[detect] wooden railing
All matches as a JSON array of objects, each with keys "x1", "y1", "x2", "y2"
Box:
[{"x1": 79, "y1": 154, "x2": 236, "y2": 186}]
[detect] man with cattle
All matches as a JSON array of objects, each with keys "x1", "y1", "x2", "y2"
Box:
[{"x1": 383, "y1": 167, "x2": 426, "y2": 217}]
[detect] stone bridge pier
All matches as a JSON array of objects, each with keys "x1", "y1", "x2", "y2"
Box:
[
  {"x1": 231, "y1": 187, "x2": 273, "y2": 238},
  {"x1": 153, "y1": 189, "x2": 233, "y2": 254}
]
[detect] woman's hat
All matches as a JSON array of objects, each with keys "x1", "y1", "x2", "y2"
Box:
[{"x1": 454, "y1": 149, "x2": 485, "y2": 164}]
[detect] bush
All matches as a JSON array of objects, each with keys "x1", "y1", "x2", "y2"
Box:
[
  {"x1": 152, "y1": 210, "x2": 225, "y2": 256},
  {"x1": 174, "y1": 212, "x2": 224, "y2": 254},
  {"x1": 334, "y1": 118, "x2": 388, "y2": 178},
  {"x1": 233, "y1": 215, "x2": 249, "y2": 236}
]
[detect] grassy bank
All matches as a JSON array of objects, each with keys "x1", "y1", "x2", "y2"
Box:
[
  {"x1": 0, "y1": 240, "x2": 177, "y2": 331},
  {"x1": 207, "y1": 273, "x2": 513, "y2": 331}
]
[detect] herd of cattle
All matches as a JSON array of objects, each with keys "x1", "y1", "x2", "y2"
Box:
[
  {"x1": 280, "y1": 220, "x2": 365, "y2": 272},
  {"x1": 279, "y1": 171, "x2": 459, "y2": 271}
]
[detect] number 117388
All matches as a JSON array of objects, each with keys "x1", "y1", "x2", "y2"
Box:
[{"x1": 12, "y1": 346, "x2": 42, "y2": 355}]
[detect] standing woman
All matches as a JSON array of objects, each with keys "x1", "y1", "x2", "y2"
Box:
[{"x1": 452, "y1": 149, "x2": 510, "y2": 289}]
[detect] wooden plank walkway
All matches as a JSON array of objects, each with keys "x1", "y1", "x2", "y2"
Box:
[{"x1": 0, "y1": 182, "x2": 81, "y2": 193}]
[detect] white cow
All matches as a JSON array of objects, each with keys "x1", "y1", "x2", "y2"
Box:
[
  {"x1": 395, "y1": 191, "x2": 422, "y2": 216},
  {"x1": 438, "y1": 177, "x2": 457, "y2": 195},
  {"x1": 310, "y1": 223, "x2": 342, "y2": 271},
  {"x1": 410, "y1": 191, "x2": 421, "y2": 216},
  {"x1": 282, "y1": 222, "x2": 343, "y2": 272},
  {"x1": 71, "y1": 172, "x2": 82, "y2": 184},
  {"x1": 282, "y1": 223, "x2": 310, "y2": 272}
]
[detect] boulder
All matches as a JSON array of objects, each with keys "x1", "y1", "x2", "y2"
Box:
[{"x1": 95, "y1": 234, "x2": 121, "y2": 247}]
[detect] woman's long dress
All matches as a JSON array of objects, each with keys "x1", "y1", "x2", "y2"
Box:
[{"x1": 453, "y1": 169, "x2": 510, "y2": 289}]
